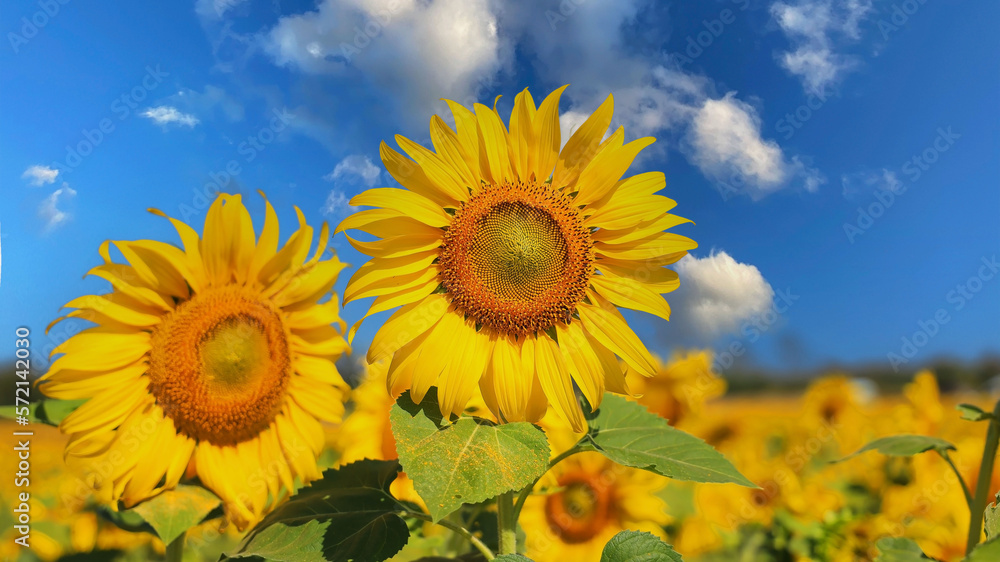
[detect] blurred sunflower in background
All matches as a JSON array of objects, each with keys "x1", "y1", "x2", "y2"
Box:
[
  {"x1": 520, "y1": 415, "x2": 671, "y2": 561},
  {"x1": 38, "y1": 192, "x2": 350, "y2": 529},
  {"x1": 338, "y1": 86, "x2": 696, "y2": 431}
]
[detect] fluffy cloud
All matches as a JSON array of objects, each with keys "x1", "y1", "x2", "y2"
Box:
[
  {"x1": 38, "y1": 184, "x2": 77, "y2": 231},
  {"x1": 841, "y1": 168, "x2": 901, "y2": 200},
  {"x1": 171, "y1": 85, "x2": 244, "y2": 122},
  {"x1": 22, "y1": 165, "x2": 59, "y2": 186},
  {"x1": 688, "y1": 93, "x2": 824, "y2": 199},
  {"x1": 671, "y1": 251, "x2": 775, "y2": 339},
  {"x1": 321, "y1": 190, "x2": 355, "y2": 218},
  {"x1": 771, "y1": 0, "x2": 872, "y2": 95},
  {"x1": 141, "y1": 106, "x2": 200, "y2": 127},
  {"x1": 324, "y1": 154, "x2": 381, "y2": 187},
  {"x1": 266, "y1": 0, "x2": 502, "y2": 116}
]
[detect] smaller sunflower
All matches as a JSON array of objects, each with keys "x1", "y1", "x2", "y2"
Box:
[
  {"x1": 632, "y1": 350, "x2": 725, "y2": 427},
  {"x1": 39, "y1": 193, "x2": 350, "y2": 529},
  {"x1": 520, "y1": 416, "x2": 670, "y2": 561}
]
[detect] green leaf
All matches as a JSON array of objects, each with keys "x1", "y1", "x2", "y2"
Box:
[
  {"x1": 841, "y1": 435, "x2": 956, "y2": 461},
  {"x1": 37, "y1": 399, "x2": 86, "y2": 424},
  {"x1": 874, "y1": 537, "x2": 931, "y2": 561},
  {"x1": 390, "y1": 389, "x2": 550, "y2": 521},
  {"x1": 967, "y1": 537, "x2": 1000, "y2": 561},
  {"x1": 130, "y1": 485, "x2": 220, "y2": 545},
  {"x1": 494, "y1": 556, "x2": 534, "y2": 562},
  {"x1": 985, "y1": 492, "x2": 1000, "y2": 539},
  {"x1": 228, "y1": 459, "x2": 410, "y2": 562},
  {"x1": 958, "y1": 404, "x2": 994, "y2": 422},
  {"x1": 600, "y1": 530, "x2": 683, "y2": 562},
  {"x1": 586, "y1": 394, "x2": 755, "y2": 487}
]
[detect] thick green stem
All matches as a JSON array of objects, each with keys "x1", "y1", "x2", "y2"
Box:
[
  {"x1": 165, "y1": 531, "x2": 185, "y2": 562},
  {"x1": 497, "y1": 491, "x2": 517, "y2": 555},
  {"x1": 399, "y1": 510, "x2": 495, "y2": 560},
  {"x1": 512, "y1": 441, "x2": 592, "y2": 520},
  {"x1": 966, "y1": 399, "x2": 1000, "y2": 555}
]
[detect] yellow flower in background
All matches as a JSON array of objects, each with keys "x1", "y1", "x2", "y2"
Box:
[
  {"x1": 39, "y1": 193, "x2": 350, "y2": 529},
  {"x1": 632, "y1": 350, "x2": 725, "y2": 426},
  {"x1": 338, "y1": 86, "x2": 696, "y2": 431},
  {"x1": 522, "y1": 416, "x2": 670, "y2": 561}
]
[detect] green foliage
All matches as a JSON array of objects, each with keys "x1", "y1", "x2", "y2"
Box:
[
  {"x1": 874, "y1": 537, "x2": 932, "y2": 561},
  {"x1": 227, "y1": 460, "x2": 410, "y2": 562},
  {"x1": 842, "y1": 435, "x2": 956, "y2": 461},
  {"x1": 600, "y1": 530, "x2": 683, "y2": 562},
  {"x1": 129, "y1": 485, "x2": 220, "y2": 544},
  {"x1": 957, "y1": 404, "x2": 993, "y2": 422},
  {"x1": 985, "y1": 492, "x2": 1000, "y2": 539},
  {"x1": 585, "y1": 394, "x2": 755, "y2": 487},
  {"x1": 966, "y1": 537, "x2": 1000, "y2": 561},
  {"x1": 0, "y1": 398, "x2": 84, "y2": 425},
  {"x1": 493, "y1": 555, "x2": 534, "y2": 562},
  {"x1": 390, "y1": 389, "x2": 550, "y2": 522}
]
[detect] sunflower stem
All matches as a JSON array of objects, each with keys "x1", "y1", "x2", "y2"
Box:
[
  {"x1": 497, "y1": 491, "x2": 517, "y2": 555},
  {"x1": 965, "y1": 398, "x2": 1000, "y2": 555},
  {"x1": 165, "y1": 531, "x2": 185, "y2": 562},
  {"x1": 512, "y1": 440, "x2": 592, "y2": 521}
]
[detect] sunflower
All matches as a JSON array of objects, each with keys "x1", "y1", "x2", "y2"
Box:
[
  {"x1": 520, "y1": 416, "x2": 671, "y2": 561},
  {"x1": 631, "y1": 350, "x2": 725, "y2": 427},
  {"x1": 39, "y1": 193, "x2": 350, "y2": 529},
  {"x1": 338, "y1": 86, "x2": 696, "y2": 430}
]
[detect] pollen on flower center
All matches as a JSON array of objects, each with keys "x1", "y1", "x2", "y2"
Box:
[
  {"x1": 148, "y1": 285, "x2": 291, "y2": 445},
  {"x1": 545, "y1": 474, "x2": 613, "y2": 543},
  {"x1": 439, "y1": 179, "x2": 594, "y2": 335}
]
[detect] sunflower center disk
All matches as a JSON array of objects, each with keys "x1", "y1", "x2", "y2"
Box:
[
  {"x1": 439, "y1": 181, "x2": 593, "y2": 335},
  {"x1": 148, "y1": 285, "x2": 290, "y2": 445},
  {"x1": 545, "y1": 476, "x2": 612, "y2": 543}
]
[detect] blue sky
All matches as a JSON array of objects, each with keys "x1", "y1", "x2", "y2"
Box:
[{"x1": 1, "y1": 0, "x2": 997, "y2": 375}]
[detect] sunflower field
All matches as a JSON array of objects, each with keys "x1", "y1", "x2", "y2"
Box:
[{"x1": 2, "y1": 85, "x2": 998, "y2": 562}]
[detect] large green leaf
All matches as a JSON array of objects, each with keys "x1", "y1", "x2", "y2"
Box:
[
  {"x1": 841, "y1": 435, "x2": 956, "y2": 461},
  {"x1": 227, "y1": 459, "x2": 410, "y2": 562},
  {"x1": 390, "y1": 390, "x2": 550, "y2": 522},
  {"x1": 130, "y1": 485, "x2": 220, "y2": 544},
  {"x1": 585, "y1": 395, "x2": 755, "y2": 487},
  {"x1": 967, "y1": 537, "x2": 1000, "y2": 561},
  {"x1": 493, "y1": 556, "x2": 534, "y2": 561},
  {"x1": 600, "y1": 530, "x2": 683, "y2": 562}
]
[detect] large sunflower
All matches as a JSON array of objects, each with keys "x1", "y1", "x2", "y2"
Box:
[
  {"x1": 39, "y1": 193, "x2": 350, "y2": 529},
  {"x1": 338, "y1": 86, "x2": 696, "y2": 430}
]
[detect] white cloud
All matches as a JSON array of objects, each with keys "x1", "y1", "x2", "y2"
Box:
[
  {"x1": 195, "y1": 0, "x2": 248, "y2": 20},
  {"x1": 38, "y1": 183, "x2": 77, "y2": 231},
  {"x1": 172, "y1": 85, "x2": 244, "y2": 122},
  {"x1": 321, "y1": 190, "x2": 355, "y2": 218},
  {"x1": 841, "y1": 168, "x2": 901, "y2": 200},
  {"x1": 325, "y1": 154, "x2": 381, "y2": 187},
  {"x1": 22, "y1": 165, "x2": 59, "y2": 187},
  {"x1": 771, "y1": 0, "x2": 872, "y2": 96},
  {"x1": 141, "y1": 106, "x2": 200, "y2": 128},
  {"x1": 266, "y1": 0, "x2": 502, "y2": 116},
  {"x1": 672, "y1": 251, "x2": 775, "y2": 339}
]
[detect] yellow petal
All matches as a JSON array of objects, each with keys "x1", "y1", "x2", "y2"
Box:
[
  {"x1": 556, "y1": 321, "x2": 605, "y2": 409},
  {"x1": 248, "y1": 192, "x2": 280, "y2": 284},
  {"x1": 579, "y1": 302, "x2": 656, "y2": 377},
  {"x1": 290, "y1": 375, "x2": 346, "y2": 423},
  {"x1": 487, "y1": 335, "x2": 533, "y2": 423},
  {"x1": 438, "y1": 319, "x2": 491, "y2": 418},
  {"x1": 595, "y1": 232, "x2": 697, "y2": 260},
  {"x1": 148, "y1": 208, "x2": 207, "y2": 292},
  {"x1": 474, "y1": 102, "x2": 514, "y2": 184},
  {"x1": 591, "y1": 213, "x2": 691, "y2": 245},
  {"x1": 534, "y1": 334, "x2": 586, "y2": 432},
  {"x1": 554, "y1": 93, "x2": 614, "y2": 188},
  {"x1": 335, "y1": 208, "x2": 442, "y2": 239},
  {"x1": 350, "y1": 187, "x2": 451, "y2": 228},
  {"x1": 430, "y1": 115, "x2": 480, "y2": 188},
  {"x1": 343, "y1": 250, "x2": 437, "y2": 304},
  {"x1": 380, "y1": 141, "x2": 458, "y2": 208},
  {"x1": 396, "y1": 134, "x2": 469, "y2": 203},
  {"x1": 591, "y1": 274, "x2": 672, "y2": 321},
  {"x1": 531, "y1": 85, "x2": 567, "y2": 182},
  {"x1": 347, "y1": 232, "x2": 442, "y2": 259},
  {"x1": 368, "y1": 293, "x2": 449, "y2": 363},
  {"x1": 59, "y1": 376, "x2": 151, "y2": 434},
  {"x1": 575, "y1": 133, "x2": 655, "y2": 207}
]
